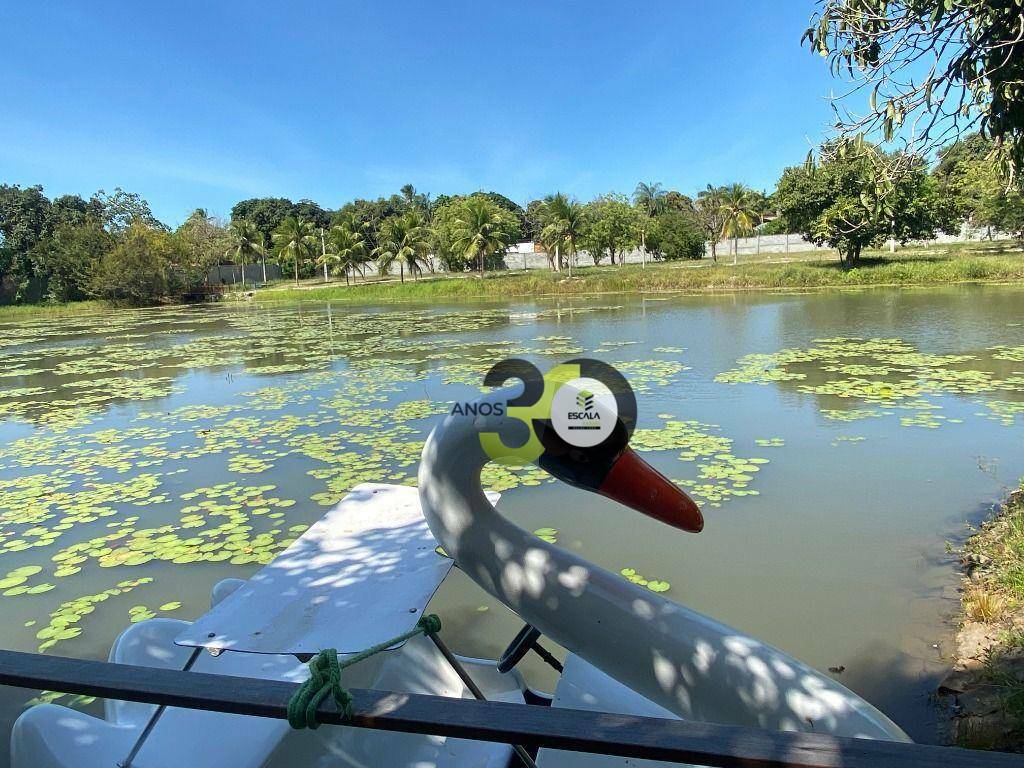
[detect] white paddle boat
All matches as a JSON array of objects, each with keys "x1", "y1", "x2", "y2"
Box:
[{"x1": 11, "y1": 383, "x2": 908, "y2": 768}]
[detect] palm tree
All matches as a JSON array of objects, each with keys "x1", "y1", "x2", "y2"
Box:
[
  {"x1": 272, "y1": 216, "x2": 317, "y2": 285},
  {"x1": 718, "y1": 184, "x2": 758, "y2": 266},
  {"x1": 374, "y1": 212, "x2": 428, "y2": 283},
  {"x1": 451, "y1": 197, "x2": 513, "y2": 277},
  {"x1": 633, "y1": 181, "x2": 667, "y2": 216},
  {"x1": 540, "y1": 193, "x2": 584, "y2": 277},
  {"x1": 633, "y1": 181, "x2": 667, "y2": 268},
  {"x1": 538, "y1": 221, "x2": 564, "y2": 272},
  {"x1": 329, "y1": 221, "x2": 367, "y2": 286},
  {"x1": 224, "y1": 220, "x2": 267, "y2": 285}
]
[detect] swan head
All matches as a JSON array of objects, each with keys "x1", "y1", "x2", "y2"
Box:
[
  {"x1": 532, "y1": 404, "x2": 705, "y2": 534},
  {"x1": 428, "y1": 357, "x2": 704, "y2": 534}
]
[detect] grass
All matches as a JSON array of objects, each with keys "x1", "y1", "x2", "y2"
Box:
[
  {"x1": 0, "y1": 299, "x2": 109, "y2": 321},
  {"x1": 965, "y1": 586, "x2": 1008, "y2": 623},
  {"x1": 961, "y1": 484, "x2": 1024, "y2": 630},
  {"x1": 956, "y1": 483, "x2": 1024, "y2": 749},
  {"x1": 956, "y1": 718, "x2": 1009, "y2": 751},
  {"x1": 250, "y1": 240, "x2": 1024, "y2": 306}
]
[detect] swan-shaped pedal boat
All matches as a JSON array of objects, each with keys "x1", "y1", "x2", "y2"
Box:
[{"x1": 12, "y1": 379, "x2": 908, "y2": 768}]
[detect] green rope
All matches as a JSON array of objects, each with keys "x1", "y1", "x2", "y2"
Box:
[{"x1": 287, "y1": 613, "x2": 442, "y2": 729}]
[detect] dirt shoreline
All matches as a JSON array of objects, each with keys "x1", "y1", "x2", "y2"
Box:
[{"x1": 937, "y1": 486, "x2": 1024, "y2": 751}]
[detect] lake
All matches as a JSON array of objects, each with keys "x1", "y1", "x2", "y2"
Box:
[{"x1": 1, "y1": 284, "x2": 1024, "y2": 753}]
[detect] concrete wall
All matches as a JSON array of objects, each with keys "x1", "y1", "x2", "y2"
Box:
[
  {"x1": 706, "y1": 233, "x2": 822, "y2": 258},
  {"x1": 706, "y1": 224, "x2": 1016, "y2": 259},
  {"x1": 210, "y1": 263, "x2": 283, "y2": 285},
  {"x1": 499, "y1": 247, "x2": 662, "y2": 270}
]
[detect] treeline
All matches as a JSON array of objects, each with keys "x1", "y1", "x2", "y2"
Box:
[
  {"x1": 0, "y1": 187, "x2": 241, "y2": 306},
  {"x1": 228, "y1": 185, "x2": 708, "y2": 286},
  {"x1": 2, "y1": 133, "x2": 1022, "y2": 307}
]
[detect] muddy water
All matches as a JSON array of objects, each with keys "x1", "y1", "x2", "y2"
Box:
[{"x1": 1, "y1": 284, "x2": 1023, "y2": 752}]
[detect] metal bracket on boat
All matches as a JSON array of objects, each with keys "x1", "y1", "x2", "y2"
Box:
[
  {"x1": 498, "y1": 623, "x2": 563, "y2": 674},
  {"x1": 426, "y1": 631, "x2": 538, "y2": 768},
  {"x1": 118, "y1": 646, "x2": 203, "y2": 768}
]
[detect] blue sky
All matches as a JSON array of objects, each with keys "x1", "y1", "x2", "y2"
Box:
[{"x1": 1, "y1": 1, "x2": 840, "y2": 226}]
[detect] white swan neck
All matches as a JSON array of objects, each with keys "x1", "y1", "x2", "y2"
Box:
[{"x1": 417, "y1": 410, "x2": 907, "y2": 740}]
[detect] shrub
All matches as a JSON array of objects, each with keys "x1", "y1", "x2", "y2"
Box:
[
  {"x1": 649, "y1": 210, "x2": 704, "y2": 260},
  {"x1": 90, "y1": 223, "x2": 182, "y2": 306},
  {"x1": 965, "y1": 586, "x2": 1006, "y2": 623},
  {"x1": 960, "y1": 259, "x2": 992, "y2": 280},
  {"x1": 34, "y1": 223, "x2": 113, "y2": 302}
]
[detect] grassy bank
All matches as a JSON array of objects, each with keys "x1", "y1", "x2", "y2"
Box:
[
  {"x1": 2, "y1": 242, "x2": 1023, "y2": 319},
  {"x1": 252, "y1": 241, "x2": 1024, "y2": 305},
  {"x1": 0, "y1": 299, "x2": 110, "y2": 321},
  {"x1": 942, "y1": 484, "x2": 1024, "y2": 751}
]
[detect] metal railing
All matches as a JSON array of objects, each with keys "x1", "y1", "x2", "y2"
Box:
[{"x1": 0, "y1": 649, "x2": 1018, "y2": 768}]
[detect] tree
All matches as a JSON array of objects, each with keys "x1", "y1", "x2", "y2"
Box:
[
  {"x1": 94, "y1": 188, "x2": 165, "y2": 233},
  {"x1": 992, "y1": 192, "x2": 1024, "y2": 239},
  {"x1": 524, "y1": 199, "x2": 546, "y2": 242},
  {"x1": 225, "y1": 219, "x2": 268, "y2": 283},
  {"x1": 272, "y1": 216, "x2": 317, "y2": 284},
  {"x1": 0, "y1": 184, "x2": 52, "y2": 300},
  {"x1": 292, "y1": 199, "x2": 331, "y2": 230},
  {"x1": 475, "y1": 191, "x2": 527, "y2": 236},
  {"x1": 335, "y1": 195, "x2": 406, "y2": 255},
  {"x1": 805, "y1": 1, "x2": 1024, "y2": 180},
  {"x1": 664, "y1": 190, "x2": 695, "y2": 214},
  {"x1": 231, "y1": 198, "x2": 295, "y2": 248},
  {"x1": 540, "y1": 193, "x2": 584, "y2": 276},
  {"x1": 176, "y1": 209, "x2": 229, "y2": 289},
  {"x1": 693, "y1": 186, "x2": 726, "y2": 262},
  {"x1": 775, "y1": 138, "x2": 955, "y2": 265},
  {"x1": 1, "y1": 186, "x2": 112, "y2": 303},
  {"x1": 50, "y1": 194, "x2": 104, "y2": 231},
  {"x1": 633, "y1": 181, "x2": 667, "y2": 216},
  {"x1": 30, "y1": 222, "x2": 113, "y2": 302},
  {"x1": 375, "y1": 211, "x2": 429, "y2": 283},
  {"x1": 718, "y1": 184, "x2": 759, "y2": 265},
  {"x1": 581, "y1": 195, "x2": 641, "y2": 265},
  {"x1": 426, "y1": 203, "x2": 464, "y2": 273},
  {"x1": 450, "y1": 197, "x2": 518, "y2": 277},
  {"x1": 931, "y1": 131, "x2": 1024, "y2": 242},
  {"x1": 399, "y1": 184, "x2": 431, "y2": 216},
  {"x1": 633, "y1": 181, "x2": 667, "y2": 268},
  {"x1": 90, "y1": 223, "x2": 181, "y2": 305},
  {"x1": 647, "y1": 210, "x2": 705, "y2": 261},
  {"x1": 329, "y1": 218, "x2": 368, "y2": 285}
]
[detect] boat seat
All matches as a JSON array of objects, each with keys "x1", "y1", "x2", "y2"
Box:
[
  {"x1": 12, "y1": 580, "x2": 309, "y2": 768},
  {"x1": 12, "y1": 578, "x2": 528, "y2": 768},
  {"x1": 536, "y1": 653, "x2": 698, "y2": 768}
]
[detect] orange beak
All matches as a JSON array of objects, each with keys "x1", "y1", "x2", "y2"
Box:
[{"x1": 597, "y1": 447, "x2": 704, "y2": 533}]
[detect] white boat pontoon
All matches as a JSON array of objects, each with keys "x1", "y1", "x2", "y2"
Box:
[{"x1": 12, "y1": 387, "x2": 909, "y2": 768}]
